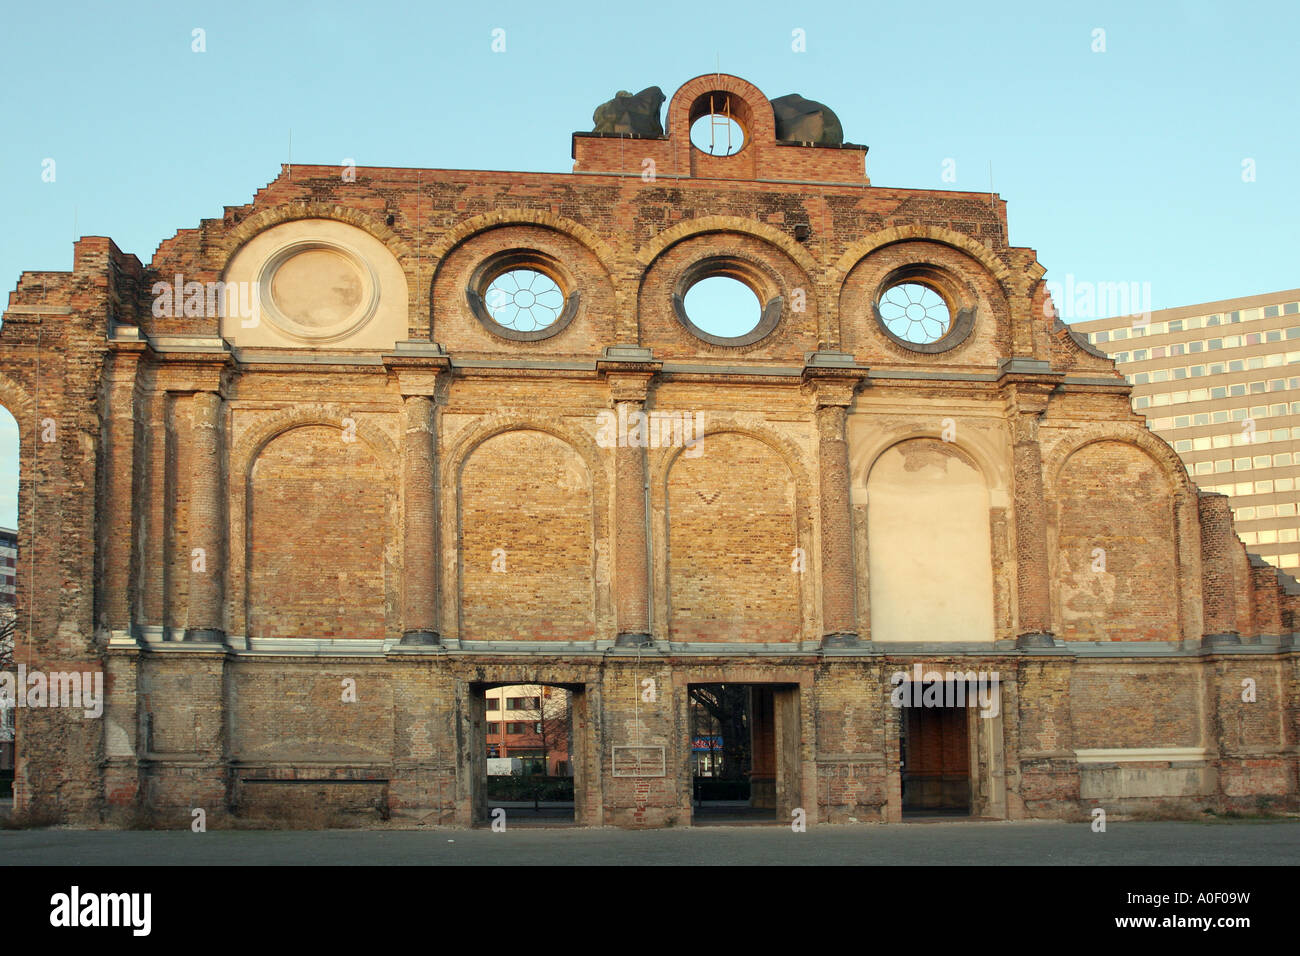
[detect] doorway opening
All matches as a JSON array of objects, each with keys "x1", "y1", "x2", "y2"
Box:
[
  {"x1": 471, "y1": 682, "x2": 580, "y2": 826},
  {"x1": 688, "y1": 683, "x2": 798, "y2": 825},
  {"x1": 900, "y1": 681, "x2": 972, "y2": 817}
]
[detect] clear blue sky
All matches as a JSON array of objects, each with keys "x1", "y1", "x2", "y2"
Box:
[{"x1": 0, "y1": 0, "x2": 1297, "y2": 526}]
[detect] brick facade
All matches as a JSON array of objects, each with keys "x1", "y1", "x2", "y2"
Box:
[{"x1": 1, "y1": 74, "x2": 1296, "y2": 827}]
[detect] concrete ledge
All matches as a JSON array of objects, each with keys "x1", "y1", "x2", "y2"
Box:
[{"x1": 1076, "y1": 747, "x2": 1209, "y2": 764}]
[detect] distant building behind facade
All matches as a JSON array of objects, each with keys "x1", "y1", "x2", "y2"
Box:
[
  {"x1": 1073, "y1": 289, "x2": 1300, "y2": 573},
  {"x1": 0, "y1": 526, "x2": 15, "y2": 604}
]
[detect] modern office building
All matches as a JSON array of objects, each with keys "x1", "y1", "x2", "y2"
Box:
[
  {"x1": 1072, "y1": 290, "x2": 1300, "y2": 573},
  {"x1": 0, "y1": 526, "x2": 15, "y2": 604}
]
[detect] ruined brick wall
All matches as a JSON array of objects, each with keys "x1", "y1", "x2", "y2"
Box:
[{"x1": 1, "y1": 73, "x2": 1295, "y2": 826}]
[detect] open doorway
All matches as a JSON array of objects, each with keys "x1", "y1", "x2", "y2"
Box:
[
  {"x1": 900, "y1": 682, "x2": 972, "y2": 816},
  {"x1": 689, "y1": 683, "x2": 797, "y2": 824},
  {"x1": 474, "y1": 682, "x2": 578, "y2": 826}
]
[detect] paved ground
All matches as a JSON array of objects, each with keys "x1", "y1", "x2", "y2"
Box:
[{"x1": 2, "y1": 819, "x2": 1297, "y2": 865}]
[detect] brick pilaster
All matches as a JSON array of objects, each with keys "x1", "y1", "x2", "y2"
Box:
[
  {"x1": 401, "y1": 394, "x2": 439, "y2": 644},
  {"x1": 183, "y1": 390, "x2": 225, "y2": 642}
]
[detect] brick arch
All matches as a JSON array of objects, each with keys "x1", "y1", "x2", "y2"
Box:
[
  {"x1": 1048, "y1": 434, "x2": 1193, "y2": 641},
  {"x1": 448, "y1": 417, "x2": 608, "y2": 641},
  {"x1": 650, "y1": 418, "x2": 814, "y2": 503},
  {"x1": 854, "y1": 429, "x2": 1002, "y2": 495},
  {"x1": 1045, "y1": 427, "x2": 1192, "y2": 501},
  {"x1": 635, "y1": 214, "x2": 820, "y2": 277},
  {"x1": 428, "y1": 209, "x2": 621, "y2": 279},
  {"x1": 230, "y1": 404, "x2": 400, "y2": 483},
  {"x1": 833, "y1": 225, "x2": 1014, "y2": 296},
  {"x1": 0, "y1": 372, "x2": 36, "y2": 426},
  {"x1": 216, "y1": 201, "x2": 413, "y2": 271},
  {"x1": 651, "y1": 420, "x2": 813, "y2": 642},
  {"x1": 665, "y1": 74, "x2": 777, "y2": 147},
  {"x1": 228, "y1": 405, "x2": 400, "y2": 639},
  {"x1": 442, "y1": 412, "x2": 610, "y2": 505}
]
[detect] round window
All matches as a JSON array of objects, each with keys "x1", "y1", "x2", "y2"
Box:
[
  {"x1": 690, "y1": 114, "x2": 745, "y2": 155},
  {"x1": 877, "y1": 282, "x2": 952, "y2": 345},
  {"x1": 468, "y1": 251, "x2": 579, "y2": 342},
  {"x1": 683, "y1": 275, "x2": 762, "y2": 337},
  {"x1": 484, "y1": 268, "x2": 566, "y2": 334}
]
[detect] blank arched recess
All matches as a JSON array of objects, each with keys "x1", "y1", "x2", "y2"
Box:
[{"x1": 866, "y1": 439, "x2": 994, "y2": 642}]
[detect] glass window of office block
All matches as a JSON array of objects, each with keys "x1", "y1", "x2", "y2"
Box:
[
  {"x1": 1242, "y1": 308, "x2": 1260, "y2": 321},
  {"x1": 1234, "y1": 457, "x2": 1251, "y2": 470},
  {"x1": 1271, "y1": 380, "x2": 1287, "y2": 393},
  {"x1": 1194, "y1": 413, "x2": 1210, "y2": 425},
  {"x1": 1092, "y1": 331, "x2": 1108, "y2": 343},
  {"x1": 1229, "y1": 384, "x2": 1246, "y2": 397},
  {"x1": 1256, "y1": 480, "x2": 1274, "y2": 493},
  {"x1": 1214, "y1": 460, "x2": 1232, "y2": 473},
  {"x1": 1275, "y1": 453, "x2": 1292, "y2": 466},
  {"x1": 1153, "y1": 394, "x2": 1171, "y2": 406},
  {"x1": 1189, "y1": 388, "x2": 1208, "y2": 401},
  {"x1": 1133, "y1": 348, "x2": 1148, "y2": 360},
  {"x1": 1249, "y1": 381, "x2": 1265, "y2": 393},
  {"x1": 1272, "y1": 428, "x2": 1290, "y2": 441},
  {"x1": 1135, "y1": 372, "x2": 1150, "y2": 384},
  {"x1": 1265, "y1": 305, "x2": 1281, "y2": 318},
  {"x1": 1258, "y1": 527, "x2": 1277, "y2": 541},
  {"x1": 1254, "y1": 456, "x2": 1271, "y2": 467},
  {"x1": 1251, "y1": 406, "x2": 1267, "y2": 417},
  {"x1": 1191, "y1": 367, "x2": 1206, "y2": 379},
  {"x1": 1292, "y1": 403, "x2": 1300, "y2": 414},
  {"x1": 1213, "y1": 410, "x2": 1229, "y2": 424},
  {"x1": 1171, "y1": 343, "x2": 1185, "y2": 356},
  {"x1": 1277, "y1": 478, "x2": 1295, "y2": 492},
  {"x1": 1174, "y1": 415, "x2": 1190, "y2": 428},
  {"x1": 1279, "y1": 508, "x2": 1297, "y2": 522},
  {"x1": 1189, "y1": 341, "x2": 1203, "y2": 353},
  {"x1": 1267, "y1": 354, "x2": 1284, "y2": 367},
  {"x1": 1248, "y1": 357, "x2": 1264, "y2": 370},
  {"x1": 1272, "y1": 404, "x2": 1287, "y2": 415},
  {"x1": 1237, "y1": 507, "x2": 1255, "y2": 519},
  {"x1": 1240, "y1": 531, "x2": 1257, "y2": 545},
  {"x1": 1212, "y1": 434, "x2": 1230, "y2": 448},
  {"x1": 1246, "y1": 332, "x2": 1262, "y2": 345},
  {"x1": 1113, "y1": 327, "x2": 1129, "y2": 340},
  {"x1": 1194, "y1": 462, "x2": 1213, "y2": 475},
  {"x1": 1171, "y1": 391, "x2": 1187, "y2": 403},
  {"x1": 1173, "y1": 367, "x2": 1188, "y2": 379},
  {"x1": 1287, "y1": 328, "x2": 1300, "y2": 339},
  {"x1": 1267, "y1": 329, "x2": 1282, "y2": 343},
  {"x1": 1231, "y1": 360, "x2": 1247, "y2": 372},
  {"x1": 1152, "y1": 346, "x2": 1167, "y2": 359},
  {"x1": 1207, "y1": 314, "x2": 1221, "y2": 326},
  {"x1": 1116, "y1": 352, "x2": 1129, "y2": 362},
  {"x1": 1286, "y1": 303, "x2": 1299, "y2": 315},
  {"x1": 1192, "y1": 437, "x2": 1212, "y2": 450},
  {"x1": 1175, "y1": 440, "x2": 1193, "y2": 452},
  {"x1": 1188, "y1": 316, "x2": 1204, "y2": 329},
  {"x1": 1168, "y1": 320, "x2": 1183, "y2": 332},
  {"x1": 1231, "y1": 408, "x2": 1247, "y2": 421},
  {"x1": 1134, "y1": 396, "x2": 1150, "y2": 409},
  {"x1": 1210, "y1": 363, "x2": 1226, "y2": 374},
  {"x1": 1236, "y1": 482, "x2": 1254, "y2": 495},
  {"x1": 1226, "y1": 336, "x2": 1242, "y2": 348}
]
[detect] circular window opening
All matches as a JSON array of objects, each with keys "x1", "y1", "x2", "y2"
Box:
[
  {"x1": 877, "y1": 282, "x2": 952, "y2": 345},
  {"x1": 690, "y1": 114, "x2": 745, "y2": 156},
  {"x1": 484, "y1": 268, "x2": 566, "y2": 334},
  {"x1": 683, "y1": 275, "x2": 762, "y2": 338}
]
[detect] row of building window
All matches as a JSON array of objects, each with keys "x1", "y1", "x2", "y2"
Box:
[
  {"x1": 1112, "y1": 327, "x2": 1300, "y2": 363},
  {"x1": 1185, "y1": 454, "x2": 1299, "y2": 476},
  {"x1": 1235, "y1": 506, "x2": 1299, "y2": 524},
  {"x1": 485, "y1": 697, "x2": 540, "y2": 713},
  {"x1": 1145, "y1": 400, "x2": 1298, "y2": 425},
  {"x1": 1088, "y1": 303, "x2": 1300, "y2": 344},
  {"x1": 1145, "y1": 386, "x2": 1300, "y2": 419},
  {"x1": 486, "y1": 722, "x2": 544, "y2": 735},
  {"x1": 1200, "y1": 477, "x2": 1299, "y2": 497},
  {"x1": 1129, "y1": 353, "x2": 1300, "y2": 390}
]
